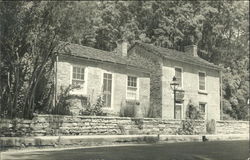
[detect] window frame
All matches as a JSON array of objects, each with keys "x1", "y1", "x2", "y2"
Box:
[
  {"x1": 175, "y1": 102, "x2": 183, "y2": 120},
  {"x1": 70, "y1": 65, "x2": 88, "y2": 95},
  {"x1": 174, "y1": 66, "x2": 183, "y2": 88},
  {"x1": 126, "y1": 75, "x2": 139, "y2": 100},
  {"x1": 199, "y1": 102, "x2": 207, "y2": 120},
  {"x1": 198, "y1": 71, "x2": 206, "y2": 91},
  {"x1": 101, "y1": 71, "x2": 114, "y2": 109}
]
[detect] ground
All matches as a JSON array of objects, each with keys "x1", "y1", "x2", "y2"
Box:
[{"x1": 1, "y1": 140, "x2": 249, "y2": 160}]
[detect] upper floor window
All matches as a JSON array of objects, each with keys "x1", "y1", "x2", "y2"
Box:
[
  {"x1": 127, "y1": 76, "x2": 138, "y2": 100},
  {"x1": 198, "y1": 72, "x2": 206, "y2": 90},
  {"x1": 175, "y1": 67, "x2": 182, "y2": 87}
]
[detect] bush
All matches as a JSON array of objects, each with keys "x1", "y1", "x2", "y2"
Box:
[
  {"x1": 79, "y1": 96, "x2": 106, "y2": 116},
  {"x1": 52, "y1": 85, "x2": 80, "y2": 115},
  {"x1": 176, "y1": 120, "x2": 198, "y2": 135},
  {"x1": 186, "y1": 101, "x2": 203, "y2": 120},
  {"x1": 120, "y1": 100, "x2": 139, "y2": 117},
  {"x1": 176, "y1": 100, "x2": 203, "y2": 135}
]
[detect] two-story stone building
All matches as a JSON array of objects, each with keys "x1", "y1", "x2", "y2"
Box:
[
  {"x1": 56, "y1": 41, "x2": 221, "y2": 120},
  {"x1": 128, "y1": 42, "x2": 221, "y2": 120}
]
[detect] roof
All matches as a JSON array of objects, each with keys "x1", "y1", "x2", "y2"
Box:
[
  {"x1": 57, "y1": 42, "x2": 149, "y2": 72},
  {"x1": 131, "y1": 42, "x2": 221, "y2": 70}
]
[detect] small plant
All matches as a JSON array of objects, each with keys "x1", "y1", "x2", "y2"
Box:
[{"x1": 79, "y1": 96, "x2": 106, "y2": 116}]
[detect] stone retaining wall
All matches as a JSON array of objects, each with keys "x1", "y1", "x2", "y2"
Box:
[
  {"x1": 215, "y1": 120, "x2": 249, "y2": 134},
  {"x1": 1, "y1": 115, "x2": 248, "y2": 137},
  {"x1": 0, "y1": 115, "x2": 205, "y2": 137}
]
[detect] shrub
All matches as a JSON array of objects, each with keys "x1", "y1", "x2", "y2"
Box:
[
  {"x1": 79, "y1": 96, "x2": 106, "y2": 116},
  {"x1": 52, "y1": 85, "x2": 79, "y2": 115},
  {"x1": 176, "y1": 100, "x2": 204, "y2": 135},
  {"x1": 120, "y1": 100, "x2": 138, "y2": 117},
  {"x1": 186, "y1": 101, "x2": 203, "y2": 120}
]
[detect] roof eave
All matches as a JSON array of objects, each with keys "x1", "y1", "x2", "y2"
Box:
[
  {"x1": 135, "y1": 43, "x2": 221, "y2": 71},
  {"x1": 59, "y1": 53, "x2": 150, "y2": 74}
]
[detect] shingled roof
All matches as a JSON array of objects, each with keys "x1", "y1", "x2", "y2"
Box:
[
  {"x1": 132, "y1": 42, "x2": 221, "y2": 70},
  {"x1": 57, "y1": 42, "x2": 148, "y2": 72}
]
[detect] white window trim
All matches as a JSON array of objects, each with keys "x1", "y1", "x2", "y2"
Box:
[
  {"x1": 175, "y1": 102, "x2": 183, "y2": 120},
  {"x1": 198, "y1": 71, "x2": 206, "y2": 91},
  {"x1": 70, "y1": 65, "x2": 88, "y2": 95},
  {"x1": 126, "y1": 75, "x2": 140, "y2": 100},
  {"x1": 174, "y1": 66, "x2": 183, "y2": 89},
  {"x1": 101, "y1": 70, "x2": 114, "y2": 110}
]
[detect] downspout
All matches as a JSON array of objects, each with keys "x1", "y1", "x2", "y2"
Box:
[
  {"x1": 54, "y1": 54, "x2": 58, "y2": 114},
  {"x1": 220, "y1": 70, "x2": 223, "y2": 120}
]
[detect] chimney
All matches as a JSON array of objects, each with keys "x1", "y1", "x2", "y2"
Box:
[
  {"x1": 116, "y1": 40, "x2": 128, "y2": 57},
  {"x1": 184, "y1": 45, "x2": 198, "y2": 57}
]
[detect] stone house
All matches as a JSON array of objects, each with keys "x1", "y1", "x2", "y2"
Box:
[
  {"x1": 128, "y1": 42, "x2": 221, "y2": 120},
  {"x1": 56, "y1": 42, "x2": 151, "y2": 117}
]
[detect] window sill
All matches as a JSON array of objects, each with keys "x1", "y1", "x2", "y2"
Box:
[{"x1": 198, "y1": 90, "x2": 208, "y2": 95}]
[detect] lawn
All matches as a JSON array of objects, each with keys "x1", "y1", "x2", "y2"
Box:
[{"x1": 1, "y1": 140, "x2": 249, "y2": 160}]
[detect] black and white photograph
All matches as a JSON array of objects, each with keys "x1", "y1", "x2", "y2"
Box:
[{"x1": 0, "y1": 1, "x2": 249, "y2": 160}]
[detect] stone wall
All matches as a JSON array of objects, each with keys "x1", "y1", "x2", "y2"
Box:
[
  {"x1": 1, "y1": 115, "x2": 248, "y2": 137},
  {"x1": 216, "y1": 120, "x2": 249, "y2": 134},
  {"x1": 0, "y1": 115, "x2": 205, "y2": 137}
]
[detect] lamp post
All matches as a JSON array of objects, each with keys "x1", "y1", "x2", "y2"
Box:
[{"x1": 170, "y1": 76, "x2": 179, "y2": 119}]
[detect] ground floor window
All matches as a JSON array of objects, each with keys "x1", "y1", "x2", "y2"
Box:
[
  {"x1": 199, "y1": 102, "x2": 207, "y2": 119},
  {"x1": 103, "y1": 73, "x2": 112, "y2": 108},
  {"x1": 127, "y1": 76, "x2": 138, "y2": 100}
]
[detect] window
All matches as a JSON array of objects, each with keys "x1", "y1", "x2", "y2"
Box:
[
  {"x1": 199, "y1": 72, "x2": 206, "y2": 90},
  {"x1": 72, "y1": 65, "x2": 85, "y2": 89},
  {"x1": 127, "y1": 76, "x2": 138, "y2": 100},
  {"x1": 175, "y1": 103, "x2": 182, "y2": 119},
  {"x1": 103, "y1": 73, "x2": 112, "y2": 108},
  {"x1": 199, "y1": 103, "x2": 206, "y2": 119},
  {"x1": 175, "y1": 67, "x2": 182, "y2": 87}
]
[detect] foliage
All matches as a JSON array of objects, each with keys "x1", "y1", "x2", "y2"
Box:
[
  {"x1": 176, "y1": 120, "x2": 199, "y2": 135},
  {"x1": 120, "y1": 100, "x2": 140, "y2": 117},
  {"x1": 79, "y1": 96, "x2": 106, "y2": 116},
  {"x1": 176, "y1": 100, "x2": 204, "y2": 135},
  {"x1": 51, "y1": 85, "x2": 78, "y2": 115},
  {"x1": 0, "y1": 2, "x2": 67, "y2": 119},
  {"x1": 186, "y1": 101, "x2": 203, "y2": 120}
]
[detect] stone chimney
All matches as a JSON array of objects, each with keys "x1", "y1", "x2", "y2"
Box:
[
  {"x1": 116, "y1": 40, "x2": 128, "y2": 57},
  {"x1": 184, "y1": 45, "x2": 198, "y2": 57}
]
